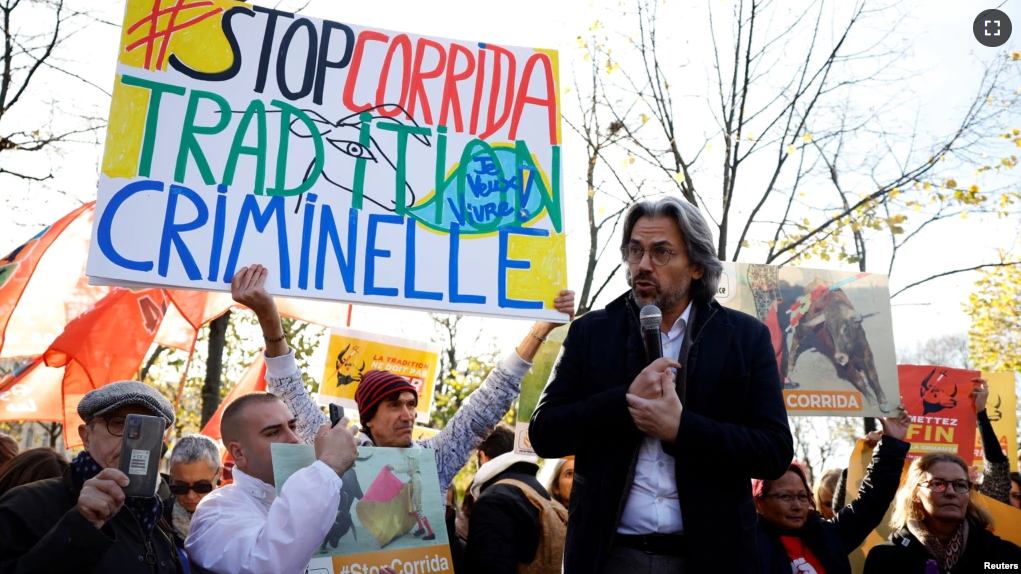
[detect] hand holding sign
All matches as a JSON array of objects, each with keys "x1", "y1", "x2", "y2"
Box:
[
  {"x1": 877, "y1": 400, "x2": 911, "y2": 442},
  {"x1": 970, "y1": 378, "x2": 989, "y2": 413}
]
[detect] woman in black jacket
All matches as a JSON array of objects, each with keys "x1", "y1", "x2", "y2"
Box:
[
  {"x1": 754, "y1": 407, "x2": 911, "y2": 574},
  {"x1": 864, "y1": 451, "x2": 1021, "y2": 573}
]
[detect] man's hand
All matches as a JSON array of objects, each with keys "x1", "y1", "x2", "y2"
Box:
[
  {"x1": 231, "y1": 265, "x2": 277, "y2": 318},
  {"x1": 628, "y1": 357, "x2": 681, "y2": 400},
  {"x1": 970, "y1": 378, "x2": 989, "y2": 413},
  {"x1": 878, "y1": 401, "x2": 911, "y2": 442},
  {"x1": 315, "y1": 420, "x2": 359, "y2": 477},
  {"x1": 77, "y1": 468, "x2": 129, "y2": 530},
  {"x1": 626, "y1": 371, "x2": 683, "y2": 443}
]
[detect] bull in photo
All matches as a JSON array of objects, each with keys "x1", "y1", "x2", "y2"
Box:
[{"x1": 784, "y1": 277, "x2": 891, "y2": 413}]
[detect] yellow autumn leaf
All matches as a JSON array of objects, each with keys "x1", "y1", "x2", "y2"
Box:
[
  {"x1": 946, "y1": 178, "x2": 958, "y2": 188},
  {"x1": 673, "y1": 172, "x2": 684, "y2": 182},
  {"x1": 1013, "y1": 128, "x2": 1019, "y2": 136},
  {"x1": 640, "y1": 113, "x2": 649, "y2": 124},
  {"x1": 970, "y1": 185, "x2": 980, "y2": 193},
  {"x1": 706, "y1": 144, "x2": 713, "y2": 151},
  {"x1": 924, "y1": 182, "x2": 932, "y2": 190},
  {"x1": 1013, "y1": 52, "x2": 1020, "y2": 61},
  {"x1": 890, "y1": 188, "x2": 900, "y2": 199},
  {"x1": 587, "y1": 188, "x2": 595, "y2": 197},
  {"x1": 747, "y1": 132, "x2": 755, "y2": 141},
  {"x1": 628, "y1": 155, "x2": 635, "y2": 165},
  {"x1": 802, "y1": 133, "x2": 813, "y2": 143},
  {"x1": 786, "y1": 145, "x2": 795, "y2": 155}
]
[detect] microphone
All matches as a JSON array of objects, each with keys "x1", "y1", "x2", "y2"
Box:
[{"x1": 640, "y1": 305, "x2": 663, "y2": 364}]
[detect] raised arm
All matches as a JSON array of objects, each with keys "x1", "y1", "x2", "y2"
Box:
[
  {"x1": 423, "y1": 291, "x2": 575, "y2": 492},
  {"x1": 232, "y1": 265, "x2": 326, "y2": 444},
  {"x1": 972, "y1": 378, "x2": 1011, "y2": 504}
]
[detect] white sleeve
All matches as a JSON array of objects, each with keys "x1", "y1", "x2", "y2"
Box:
[{"x1": 185, "y1": 461, "x2": 342, "y2": 574}]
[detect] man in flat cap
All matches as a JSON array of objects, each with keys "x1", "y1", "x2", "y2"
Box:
[{"x1": 0, "y1": 381, "x2": 182, "y2": 573}]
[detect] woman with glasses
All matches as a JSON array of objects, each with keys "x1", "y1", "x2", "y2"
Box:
[
  {"x1": 164, "y1": 435, "x2": 222, "y2": 574},
  {"x1": 864, "y1": 452, "x2": 1021, "y2": 573},
  {"x1": 752, "y1": 407, "x2": 911, "y2": 574}
]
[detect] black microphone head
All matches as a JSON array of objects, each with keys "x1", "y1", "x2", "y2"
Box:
[{"x1": 639, "y1": 305, "x2": 662, "y2": 330}]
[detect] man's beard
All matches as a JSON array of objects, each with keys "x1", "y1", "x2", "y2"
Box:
[{"x1": 630, "y1": 270, "x2": 686, "y2": 311}]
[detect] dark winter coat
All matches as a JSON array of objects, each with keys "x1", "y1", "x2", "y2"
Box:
[
  {"x1": 530, "y1": 292, "x2": 794, "y2": 574},
  {"x1": 864, "y1": 519, "x2": 1021, "y2": 574},
  {"x1": 465, "y1": 461, "x2": 548, "y2": 574}
]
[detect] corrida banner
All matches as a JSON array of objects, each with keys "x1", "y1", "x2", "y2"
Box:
[{"x1": 87, "y1": 0, "x2": 568, "y2": 322}]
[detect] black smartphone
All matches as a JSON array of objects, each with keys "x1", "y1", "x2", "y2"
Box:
[
  {"x1": 118, "y1": 414, "x2": 165, "y2": 498},
  {"x1": 329, "y1": 404, "x2": 345, "y2": 428}
]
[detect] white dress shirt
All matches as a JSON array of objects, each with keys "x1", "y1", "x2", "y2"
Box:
[
  {"x1": 617, "y1": 301, "x2": 691, "y2": 535},
  {"x1": 185, "y1": 461, "x2": 342, "y2": 574}
]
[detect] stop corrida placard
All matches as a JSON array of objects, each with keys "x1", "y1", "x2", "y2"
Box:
[
  {"x1": 86, "y1": 0, "x2": 569, "y2": 324},
  {"x1": 898, "y1": 365, "x2": 981, "y2": 465}
]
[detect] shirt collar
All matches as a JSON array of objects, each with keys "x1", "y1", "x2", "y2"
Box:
[
  {"x1": 664, "y1": 301, "x2": 693, "y2": 342},
  {"x1": 231, "y1": 465, "x2": 277, "y2": 505}
]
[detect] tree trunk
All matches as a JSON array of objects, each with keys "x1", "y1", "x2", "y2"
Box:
[
  {"x1": 46, "y1": 423, "x2": 62, "y2": 449},
  {"x1": 201, "y1": 311, "x2": 231, "y2": 428}
]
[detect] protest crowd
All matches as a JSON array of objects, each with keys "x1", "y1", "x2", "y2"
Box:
[{"x1": 2, "y1": 2, "x2": 1021, "y2": 574}]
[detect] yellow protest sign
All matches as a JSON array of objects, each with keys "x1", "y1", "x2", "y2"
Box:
[
  {"x1": 317, "y1": 327, "x2": 439, "y2": 424},
  {"x1": 973, "y1": 372, "x2": 1019, "y2": 473}
]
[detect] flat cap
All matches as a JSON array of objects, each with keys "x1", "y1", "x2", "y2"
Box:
[{"x1": 77, "y1": 381, "x2": 176, "y2": 426}]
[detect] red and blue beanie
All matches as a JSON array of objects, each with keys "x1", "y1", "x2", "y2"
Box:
[{"x1": 355, "y1": 370, "x2": 418, "y2": 421}]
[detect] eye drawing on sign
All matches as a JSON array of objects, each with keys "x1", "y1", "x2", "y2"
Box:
[
  {"x1": 919, "y1": 368, "x2": 958, "y2": 415},
  {"x1": 288, "y1": 105, "x2": 431, "y2": 214},
  {"x1": 782, "y1": 276, "x2": 890, "y2": 413}
]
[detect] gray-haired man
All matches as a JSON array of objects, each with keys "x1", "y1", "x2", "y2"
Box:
[
  {"x1": 529, "y1": 196, "x2": 794, "y2": 574},
  {"x1": 0, "y1": 381, "x2": 181, "y2": 573}
]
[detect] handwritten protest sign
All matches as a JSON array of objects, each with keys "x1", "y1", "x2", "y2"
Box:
[
  {"x1": 898, "y1": 365, "x2": 980, "y2": 465},
  {"x1": 318, "y1": 327, "x2": 439, "y2": 423},
  {"x1": 514, "y1": 323, "x2": 567, "y2": 454},
  {"x1": 87, "y1": 0, "x2": 568, "y2": 322},
  {"x1": 715, "y1": 263, "x2": 898, "y2": 417},
  {"x1": 273, "y1": 444, "x2": 452, "y2": 573},
  {"x1": 973, "y1": 372, "x2": 1019, "y2": 473}
]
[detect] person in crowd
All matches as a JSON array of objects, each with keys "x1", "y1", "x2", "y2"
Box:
[
  {"x1": 754, "y1": 407, "x2": 910, "y2": 574},
  {"x1": 0, "y1": 433, "x2": 17, "y2": 470},
  {"x1": 465, "y1": 424, "x2": 564, "y2": 574},
  {"x1": 1009, "y1": 472, "x2": 1021, "y2": 510},
  {"x1": 164, "y1": 435, "x2": 221, "y2": 572},
  {"x1": 0, "y1": 448, "x2": 68, "y2": 498},
  {"x1": 546, "y1": 457, "x2": 575, "y2": 508},
  {"x1": 864, "y1": 452, "x2": 1021, "y2": 573},
  {"x1": 529, "y1": 196, "x2": 794, "y2": 573},
  {"x1": 0, "y1": 381, "x2": 181, "y2": 572},
  {"x1": 250, "y1": 259, "x2": 575, "y2": 503},
  {"x1": 188, "y1": 265, "x2": 573, "y2": 573},
  {"x1": 814, "y1": 468, "x2": 842, "y2": 520}
]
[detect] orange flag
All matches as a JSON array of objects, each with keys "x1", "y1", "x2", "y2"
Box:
[
  {"x1": 0, "y1": 357, "x2": 64, "y2": 424},
  {"x1": 201, "y1": 354, "x2": 266, "y2": 441},
  {"x1": 0, "y1": 202, "x2": 109, "y2": 359},
  {"x1": 44, "y1": 288, "x2": 171, "y2": 444}
]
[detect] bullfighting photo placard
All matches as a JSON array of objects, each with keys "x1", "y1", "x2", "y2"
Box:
[
  {"x1": 317, "y1": 327, "x2": 440, "y2": 423},
  {"x1": 272, "y1": 444, "x2": 453, "y2": 573},
  {"x1": 715, "y1": 263, "x2": 899, "y2": 417}
]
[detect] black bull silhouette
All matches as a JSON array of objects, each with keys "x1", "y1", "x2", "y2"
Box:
[
  {"x1": 320, "y1": 453, "x2": 373, "y2": 552},
  {"x1": 780, "y1": 280, "x2": 891, "y2": 413}
]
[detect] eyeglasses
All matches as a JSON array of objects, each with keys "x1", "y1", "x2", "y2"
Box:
[
  {"x1": 921, "y1": 479, "x2": 972, "y2": 494},
  {"x1": 621, "y1": 245, "x2": 679, "y2": 266},
  {"x1": 766, "y1": 493, "x2": 810, "y2": 504},
  {"x1": 168, "y1": 482, "x2": 215, "y2": 496},
  {"x1": 92, "y1": 415, "x2": 127, "y2": 437}
]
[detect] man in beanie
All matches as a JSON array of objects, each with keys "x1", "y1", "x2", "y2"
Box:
[
  {"x1": 232, "y1": 264, "x2": 574, "y2": 505},
  {"x1": 0, "y1": 380, "x2": 181, "y2": 573}
]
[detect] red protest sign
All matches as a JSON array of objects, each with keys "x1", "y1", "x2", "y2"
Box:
[{"x1": 898, "y1": 365, "x2": 981, "y2": 465}]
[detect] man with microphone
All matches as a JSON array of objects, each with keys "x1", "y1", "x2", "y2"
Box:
[{"x1": 529, "y1": 196, "x2": 793, "y2": 573}]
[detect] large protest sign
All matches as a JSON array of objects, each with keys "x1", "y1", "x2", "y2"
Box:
[
  {"x1": 317, "y1": 327, "x2": 438, "y2": 423},
  {"x1": 973, "y1": 371, "x2": 1019, "y2": 473},
  {"x1": 87, "y1": 0, "x2": 568, "y2": 323},
  {"x1": 513, "y1": 323, "x2": 568, "y2": 454},
  {"x1": 715, "y1": 263, "x2": 898, "y2": 417},
  {"x1": 898, "y1": 365, "x2": 980, "y2": 465},
  {"x1": 273, "y1": 444, "x2": 452, "y2": 573}
]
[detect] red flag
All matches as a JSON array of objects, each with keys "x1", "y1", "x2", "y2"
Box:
[
  {"x1": 0, "y1": 357, "x2": 64, "y2": 424},
  {"x1": 201, "y1": 354, "x2": 267, "y2": 441},
  {"x1": 44, "y1": 288, "x2": 170, "y2": 443},
  {"x1": 0, "y1": 203, "x2": 109, "y2": 358},
  {"x1": 898, "y1": 365, "x2": 981, "y2": 465}
]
